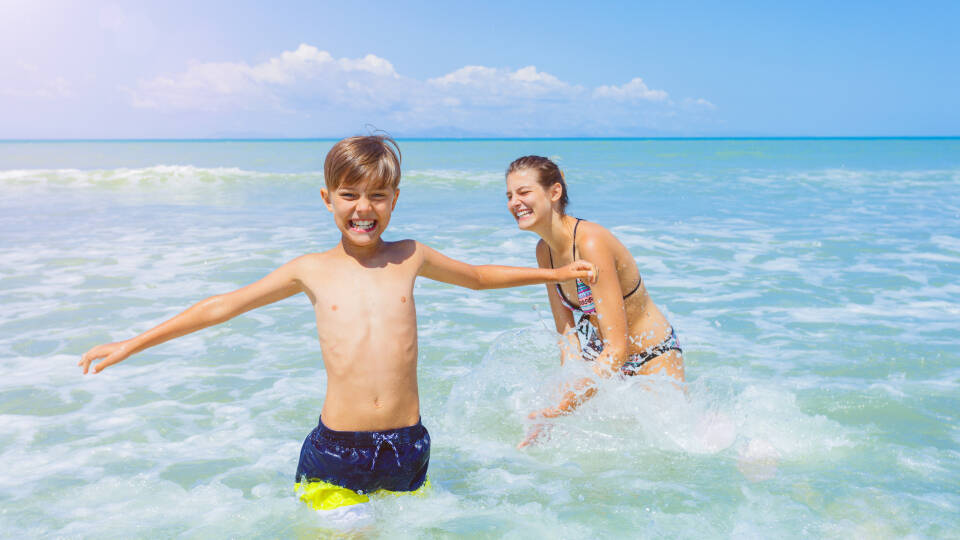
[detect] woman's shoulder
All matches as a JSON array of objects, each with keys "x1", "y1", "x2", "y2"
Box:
[{"x1": 574, "y1": 219, "x2": 618, "y2": 254}]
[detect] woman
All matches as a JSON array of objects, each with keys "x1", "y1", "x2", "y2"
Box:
[{"x1": 506, "y1": 156, "x2": 685, "y2": 431}]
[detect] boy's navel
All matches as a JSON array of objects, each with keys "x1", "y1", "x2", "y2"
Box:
[{"x1": 401, "y1": 296, "x2": 406, "y2": 303}]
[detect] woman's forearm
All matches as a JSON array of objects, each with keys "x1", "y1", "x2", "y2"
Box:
[
  {"x1": 539, "y1": 377, "x2": 598, "y2": 417},
  {"x1": 591, "y1": 347, "x2": 628, "y2": 376}
]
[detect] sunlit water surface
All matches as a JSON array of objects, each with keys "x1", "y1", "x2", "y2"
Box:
[{"x1": 1, "y1": 139, "x2": 958, "y2": 537}]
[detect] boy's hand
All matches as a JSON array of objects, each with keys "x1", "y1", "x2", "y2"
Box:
[
  {"x1": 79, "y1": 340, "x2": 134, "y2": 374},
  {"x1": 557, "y1": 259, "x2": 598, "y2": 284}
]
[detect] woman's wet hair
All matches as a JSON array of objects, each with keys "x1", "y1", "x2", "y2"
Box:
[{"x1": 506, "y1": 155, "x2": 568, "y2": 214}]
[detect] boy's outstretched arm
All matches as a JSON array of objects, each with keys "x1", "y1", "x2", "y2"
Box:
[
  {"x1": 417, "y1": 243, "x2": 597, "y2": 289},
  {"x1": 79, "y1": 256, "x2": 307, "y2": 374}
]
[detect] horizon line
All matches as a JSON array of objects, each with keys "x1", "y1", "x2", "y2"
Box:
[{"x1": 1, "y1": 136, "x2": 959, "y2": 143}]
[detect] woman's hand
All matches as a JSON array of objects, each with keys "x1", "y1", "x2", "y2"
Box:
[
  {"x1": 528, "y1": 404, "x2": 570, "y2": 420},
  {"x1": 556, "y1": 259, "x2": 598, "y2": 284},
  {"x1": 518, "y1": 377, "x2": 599, "y2": 448},
  {"x1": 79, "y1": 339, "x2": 136, "y2": 374},
  {"x1": 517, "y1": 422, "x2": 553, "y2": 449}
]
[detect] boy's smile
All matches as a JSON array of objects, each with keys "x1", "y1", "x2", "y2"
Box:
[{"x1": 349, "y1": 219, "x2": 377, "y2": 233}]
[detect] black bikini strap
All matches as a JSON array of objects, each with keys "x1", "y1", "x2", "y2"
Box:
[
  {"x1": 623, "y1": 277, "x2": 642, "y2": 299},
  {"x1": 571, "y1": 218, "x2": 582, "y2": 260}
]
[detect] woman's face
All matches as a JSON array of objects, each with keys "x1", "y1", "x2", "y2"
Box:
[{"x1": 506, "y1": 169, "x2": 558, "y2": 230}]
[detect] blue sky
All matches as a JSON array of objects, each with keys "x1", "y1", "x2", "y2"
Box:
[{"x1": 1, "y1": 0, "x2": 957, "y2": 138}]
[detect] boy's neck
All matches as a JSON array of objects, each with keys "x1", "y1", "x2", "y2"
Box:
[{"x1": 338, "y1": 237, "x2": 387, "y2": 262}]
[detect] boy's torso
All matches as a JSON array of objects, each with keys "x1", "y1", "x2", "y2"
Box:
[{"x1": 297, "y1": 239, "x2": 423, "y2": 431}]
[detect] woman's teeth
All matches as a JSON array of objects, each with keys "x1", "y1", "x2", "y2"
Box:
[
  {"x1": 516, "y1": 209, "x2": 532, "y2": 218},
  {"x1": 350, "y1": 219, "x2": 376, "y2": 231}
]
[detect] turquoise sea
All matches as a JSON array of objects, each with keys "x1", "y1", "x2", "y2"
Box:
[{"x1": 1, "y1": 138, "x2": 958, "y2": 537}]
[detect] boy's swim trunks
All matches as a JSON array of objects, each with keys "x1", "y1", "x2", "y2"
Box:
[{"x1": 294, "y1": 417, "x2": 430, "y2": 510}]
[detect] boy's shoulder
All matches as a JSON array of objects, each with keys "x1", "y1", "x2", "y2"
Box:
[
  {"x1": 382, "y1": 239, "x2": 421, "y2": 264},
  {"x1": 304, "y1": 240, "x2": 423, "y2": 267},
  {"x1": 386, "y1": 238, "x2": 419, "y2": 250},
  {"x1": 292, "y1": 251, "x2": 333, "y2": 265}
]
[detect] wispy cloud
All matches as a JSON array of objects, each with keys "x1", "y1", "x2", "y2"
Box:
[
  {"x1": 683, "y1": 97, "x2": 717, "y2": 110},
  {"x1": 1, "y1": 62, "x2": 74, "y2": 99},
  {"x1": 127, "y1": 44, "x2": 715, "y2": 135}
]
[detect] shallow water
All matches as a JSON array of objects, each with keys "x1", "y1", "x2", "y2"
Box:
[{"x1": 1, "y1": 139, "x2": 959, "y2": 537}]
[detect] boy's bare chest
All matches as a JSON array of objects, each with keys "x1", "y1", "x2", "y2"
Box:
[{"x1": 301, "y1": 260, "x2": 418, "y2": 318}]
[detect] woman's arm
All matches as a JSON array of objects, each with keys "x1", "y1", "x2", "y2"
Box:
[
  {"x1": 535, "y1": 240, "x2": 579, "y2": 365},
  {"x1": 525, "y1": 231, "x2": 629, "y2": 420},
  {"x1": 578, "y1": 233, "x2": 630, "y2": 375},
  {"x1": 417, "y1": 242, "x2": 597, "y2": 290},
  {"x1": 79, "y1": 256, "x2": 308, "y2": 374}
]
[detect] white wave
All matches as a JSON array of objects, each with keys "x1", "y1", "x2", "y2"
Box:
[{"x1": 0, "y1": 165, "x2": 321, "y2": 191}]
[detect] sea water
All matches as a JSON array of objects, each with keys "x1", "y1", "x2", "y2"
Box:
[{"x1": 1, "y1": 139, "x2": 958, "y2": 538}]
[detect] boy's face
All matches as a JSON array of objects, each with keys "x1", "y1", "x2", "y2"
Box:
[{"x1": 321, "y1": 180, "x2": 399, "y2": 246}]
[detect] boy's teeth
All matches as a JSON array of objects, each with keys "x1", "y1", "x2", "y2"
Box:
[{"x1": 353, "y1": 220, "x2": 374, "y2": 228}]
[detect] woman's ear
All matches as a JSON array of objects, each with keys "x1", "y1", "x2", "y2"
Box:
[{"x1": 549, "y1": 182, "x2": 563, "y2": 203}]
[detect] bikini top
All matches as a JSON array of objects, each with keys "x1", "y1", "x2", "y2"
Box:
[{"x1": 548, "y1": 218, "x2": 642, "y2": 316}]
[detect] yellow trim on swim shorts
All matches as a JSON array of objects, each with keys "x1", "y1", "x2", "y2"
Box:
[{"x1": 294, "y1": 478, "x2": 431, "y2": 511}]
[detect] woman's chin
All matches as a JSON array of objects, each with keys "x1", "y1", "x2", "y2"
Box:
[{"x1": 515, "y1": 216, "x2": 536, "y2": 230}]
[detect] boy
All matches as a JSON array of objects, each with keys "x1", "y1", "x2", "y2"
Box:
[{"x1": 79, "y1": 135, "x2": 596, "y2": 511}]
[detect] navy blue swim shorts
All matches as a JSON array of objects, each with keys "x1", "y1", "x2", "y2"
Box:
[{"x1": 295, "y1": 417, "x2": 430, "y2": 499}]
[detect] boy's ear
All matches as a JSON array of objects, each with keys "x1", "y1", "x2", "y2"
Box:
[
  {"x1": 391, "y1": 188, "x2": 400, "y2": 210},
  {"x1": 320, "y1": 188, "x2": 333, "y2": 212}
]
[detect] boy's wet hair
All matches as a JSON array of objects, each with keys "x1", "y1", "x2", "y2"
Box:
[
  {"x1": 507, "y1": 155, "x2": 569, "y2": 214},
  {"x1": 324, "y1": 135, "x2": 402, "y2": 190}
]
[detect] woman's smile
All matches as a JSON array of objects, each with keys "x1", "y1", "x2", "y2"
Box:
[{"x1": 514, "y1": 207, "x2": 533, "y2": 220}]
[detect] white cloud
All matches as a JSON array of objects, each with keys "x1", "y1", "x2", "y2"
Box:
[
  {"x1": 593, "y1": 77, "x2": 669, "y2": 102},
  {"x1": 510, "y1": 66, "x2": 561, "y2": 85},
  {"x1": 428, "y1": 65, "x2": 497, "y2": 86},
  {"x1": 338, "y1": 54, "x2": 398, "y2": 77},
  {"x1": 426, "y1": 64, "x2": 581, "y2": 107},
  {"x1": 683, "y1": 97, "x2": 717, "y2": 109},
  {"x1": 130, "y1": 44, "x2": 404, "y2": 111},
  {"x1": 126, "y1": 44, "x2": 713, "y2": 134}
]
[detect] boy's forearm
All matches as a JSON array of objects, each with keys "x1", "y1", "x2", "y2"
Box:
[
  {"x1": 473, "y1": 265, "x2": 560, "y2": 290},
  {"x1": 128, "y1": 295, "x2": 231, "y2": 354}
]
